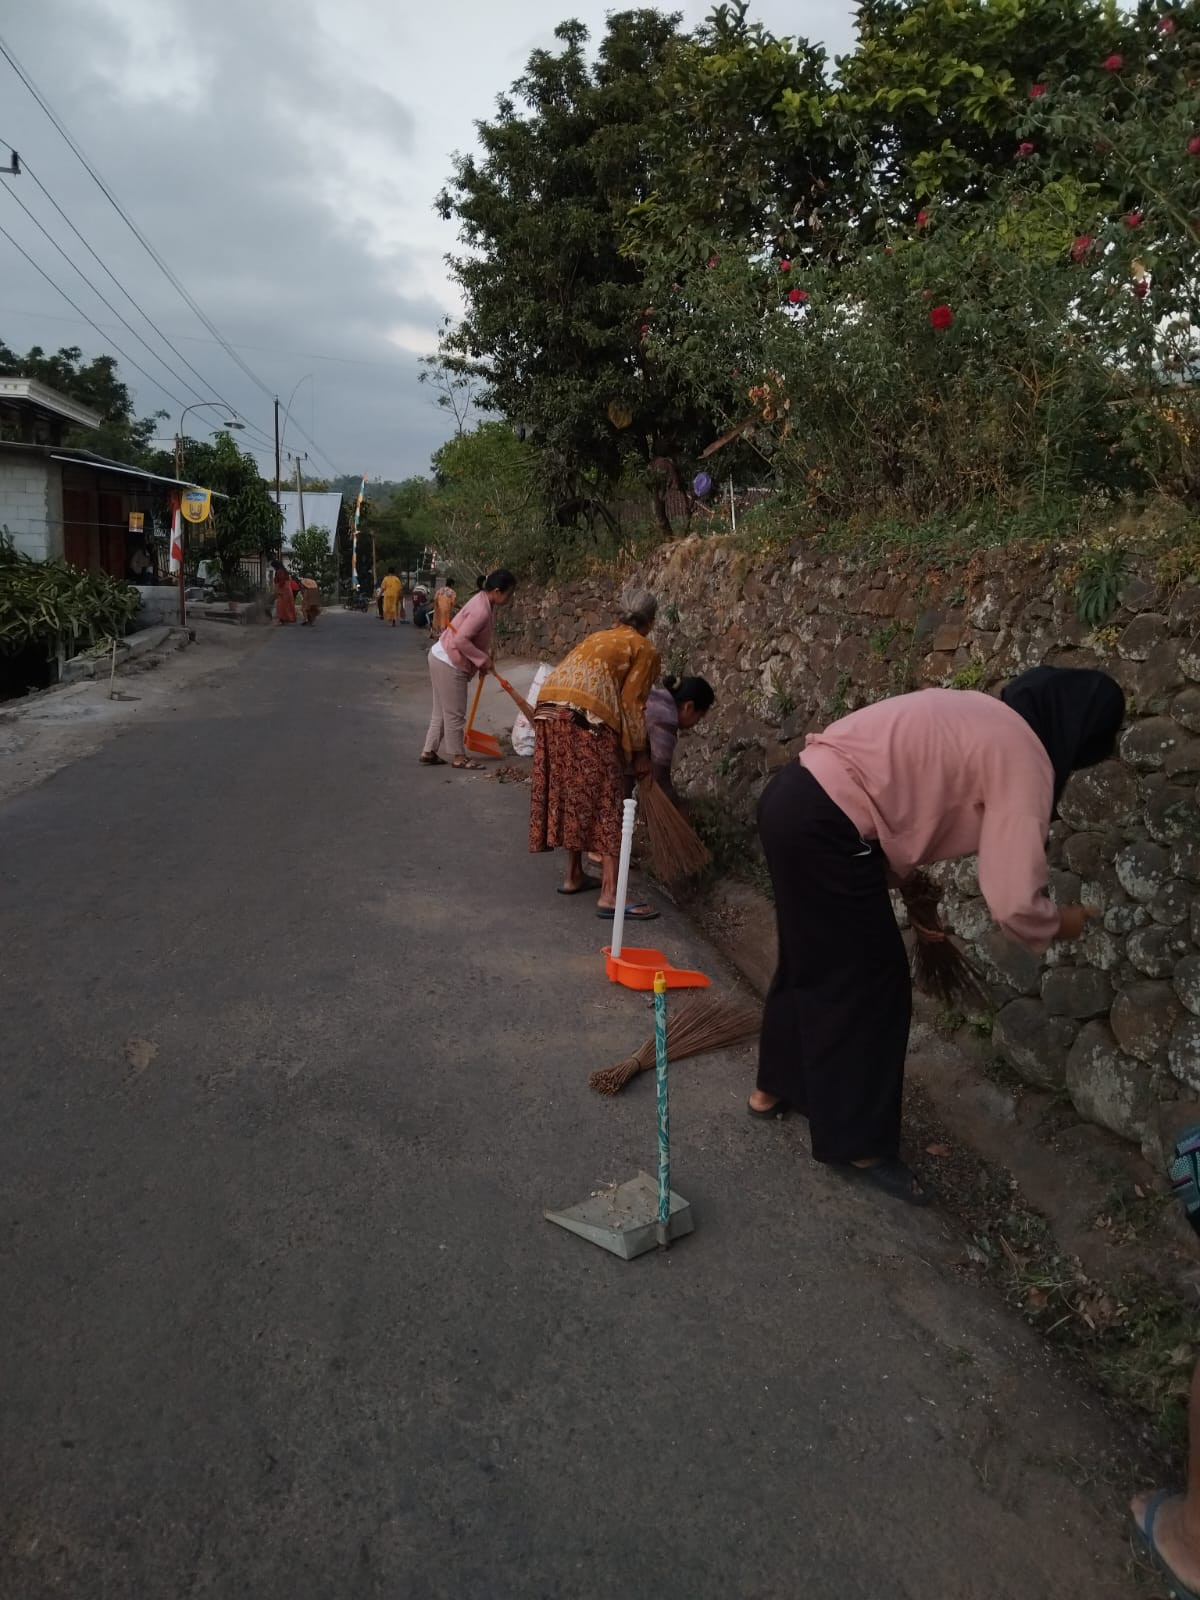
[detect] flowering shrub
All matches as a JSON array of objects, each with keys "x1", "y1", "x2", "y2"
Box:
[{"x1": 637, "y1": 5, "x2": 1200, "y2": 525}]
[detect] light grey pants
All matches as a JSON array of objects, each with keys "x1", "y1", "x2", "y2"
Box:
[{"x1": 424, "y1": 653, "x2": 470, "y2": 759}]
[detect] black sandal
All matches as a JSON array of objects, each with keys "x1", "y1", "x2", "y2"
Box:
[
  {"x1": 834, "y1": 1159, "x2": 929, "y2": 1207},
  {"x1": 557, "y1": 878, "x2": 602, "y2": 895},
  {"x1": 747, "y1": 1097, "x2": 789, "y2": 1121},
  {"x1": 418, "y1": 752, "x2": 446, "y2": 765}
]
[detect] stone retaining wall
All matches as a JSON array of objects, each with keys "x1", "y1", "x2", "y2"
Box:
[{"x1": 500, "y1": 533, "x2": 1200, "y2": 1160}]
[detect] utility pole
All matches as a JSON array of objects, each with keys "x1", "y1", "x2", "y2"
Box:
[
  {"x1": 174, "y1": 431, "x2": 185, "y2": 626},
  {"x1": 273, "y1": 397, "x2": 281, "y2": 507},
  {"x1": 294, "y1": 455, "x2": 307, "y2": 537}
]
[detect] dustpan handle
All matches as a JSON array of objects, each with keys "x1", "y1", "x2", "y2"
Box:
[
  {"x1": 610, "y1": 794, "x2": 638, "y2": 961},
  {"x1": 465, "y1": 673, "x2": 485, "y2": 736}
]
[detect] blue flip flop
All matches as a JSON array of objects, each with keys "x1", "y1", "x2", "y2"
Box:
[{"x1": 1134, "y1": 1490, "x2": 1200, "y2": 1600}]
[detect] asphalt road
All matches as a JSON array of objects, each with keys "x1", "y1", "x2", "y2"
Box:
[{"x1": 1, "y1": 612, "x2": 1143, "y2": 1599}]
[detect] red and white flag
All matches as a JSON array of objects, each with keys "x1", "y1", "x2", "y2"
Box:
[{"x1": 168, "y1": 499, "x2": 183, "y2": 574}]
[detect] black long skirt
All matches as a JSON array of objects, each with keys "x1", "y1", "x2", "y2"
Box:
[{"x1": 756, "y1": 762, "x2": 912, "y2": 1164}]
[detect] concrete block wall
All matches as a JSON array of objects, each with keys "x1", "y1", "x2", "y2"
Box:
[{"x1": 0, "y1": 456, "x2": 56, "y2": 562}]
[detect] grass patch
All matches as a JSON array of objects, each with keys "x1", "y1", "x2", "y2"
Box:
[
  {"x1": 950, "y1": 661, "x2": 985, "y2": 691},
  {"x1": 906, "y1": 1081, "x2": 1196, "y2": 1460}
]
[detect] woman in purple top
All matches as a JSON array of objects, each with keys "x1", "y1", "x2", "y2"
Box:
[{"x1": 644, "y1": 674, "x2": 716, "y2": 805}]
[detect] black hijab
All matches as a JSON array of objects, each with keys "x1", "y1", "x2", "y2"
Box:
[{"x1": 1000, "y1": 666, "x2": 1125, "y2": 804}]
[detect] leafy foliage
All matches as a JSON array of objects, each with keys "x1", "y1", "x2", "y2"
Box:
[
  {"x1": 291, "y1": 524, "x2": 337, "y2": 590},
  {"x1": 425, "y1": 422, "x2": 543, "y2": 578},
  {"x1": 0, "y1": 339, "x2": 164, "y2": 465},
  {"x1": 435, "y1": 12, "x2": 714, "y2": 535},
  {"x1": 1074, "y1": 542, "x2": 1129, "y2": 624},
  {"x1": 0, "y1": 532, "x2": 139, "y2": 657},
  {"x1": 433, "y1": 0, "x2": 1200, "y2": 563},
  {"x1": 149, "y1": 431, "x2": 283, "y2": 589}
]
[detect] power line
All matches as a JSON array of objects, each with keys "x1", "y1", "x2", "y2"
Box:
[
  {"x1": 282, "y1": 415, "x2": 342, "y2": 478},
  {"x1": 0, "y1": 33, "x2": 339, "y2": 467},
  {"x1": 3, "y1": 149, "x2": 265, "y2": 422},
  {"x1": 0, "y1": 177, "x2": 220, "y2": 410},
  {"x1": 0, "y1": 216, "x2": 192, "y2": 413},
  {"x1": 0, "y1": 155, "x2": 275, "y2": 453},
  {"x1": 0, "y1": 33, "x2": 275, "y2": 399},
  {"x1": 0, "y1": 305, "x2": 408, "y2": 370}
]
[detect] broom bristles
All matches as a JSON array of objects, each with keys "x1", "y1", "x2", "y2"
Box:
[
  {"x1": 589, "y1": 994, "x2": 761, "y2": 1094},
  {"x1": 899, "y1": 869, "x2": 990, "y2": 1010},
  {"x1": 637, "y1": 778, "x2": 711, "y2": 884}
]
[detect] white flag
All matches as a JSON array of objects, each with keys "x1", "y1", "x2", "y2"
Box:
[{"x1": 168, "y1": 505, "x2": 183, "y2": 574}]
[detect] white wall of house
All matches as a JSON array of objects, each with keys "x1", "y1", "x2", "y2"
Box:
[{"x1": 0, "y1": 456, "x2": 62, "y2": 562}]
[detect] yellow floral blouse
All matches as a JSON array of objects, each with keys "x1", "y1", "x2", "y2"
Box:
[{"x1": 538, "y1": 625, "x2": 662, "y2": 759}]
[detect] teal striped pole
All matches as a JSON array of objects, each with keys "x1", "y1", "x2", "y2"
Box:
[{"x1": 653, "y1": 972, "x2": 670, "y2": 1248}]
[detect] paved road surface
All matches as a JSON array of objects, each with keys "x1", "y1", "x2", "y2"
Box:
[{"x1": 1, "y1": 614, "x2": 1142, "y2": 1599}]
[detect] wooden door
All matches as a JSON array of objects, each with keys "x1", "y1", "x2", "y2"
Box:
[{"x1": 62, "y1": 487, "x2": 93, "y2": 570}]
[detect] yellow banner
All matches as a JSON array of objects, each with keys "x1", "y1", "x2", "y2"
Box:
[{"x1": 180, "y1": 488, "x2": 211, "y2": 524}]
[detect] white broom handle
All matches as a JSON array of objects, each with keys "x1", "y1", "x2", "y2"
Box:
[{"x1": 610, "y1": 795, "x2": 638, "y2": 961}]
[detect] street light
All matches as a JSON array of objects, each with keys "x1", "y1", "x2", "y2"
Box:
[
  {"x1": 175, "y1": 403, "x2": 245, "y2": 478},
  {"x1": 274, "y1": 375, "x2": 313, "y2": 505},
  {"x1": 171, "y1": 405, "x2": 246, "y2": 628}
]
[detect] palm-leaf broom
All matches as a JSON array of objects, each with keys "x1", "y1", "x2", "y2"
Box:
[
  {"x1": 899, "y1": 869, "x2": 989, "y2": 1010},
  {"x1": 637, "y1": 777, "x2": 711, "y2": 884},
  {"x1": 590, "y1": 993, "x2": 761, "y2": 1095}
]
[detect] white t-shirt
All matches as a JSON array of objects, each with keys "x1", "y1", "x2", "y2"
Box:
[{"x1": 431, "y1": 638, "x2": 458, "y2": 669}]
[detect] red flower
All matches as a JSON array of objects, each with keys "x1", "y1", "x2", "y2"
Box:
[
  {"x1": 916, "y1": 209, "x2": 929, "y2": 228},
  {"x1": 1029, "y1": 83, "x2": 1047, "y2": 98},
  {"x1": 921, "y1": 289, "x2": 931, "y2": 298},
  {"x1": 787, "y1": 287, "x2": 808, "y2": 305},
  {"x1": 1134, "y1": 279, "x2": 1149, "y2": 299},
  {"x1": 1017, "y1": 141, "x2": 1036, "y2": 158},
  {"x1": 1159, "y1": 15, "x2": 1176, "y2": 31},
  {"x1": 707, "y1": 253, "x2": 720, "y2": 268},
  {"x1": 1070, "y1": 234, "x2": 1094, "y2": 262},
  {"x1": 1126, "y1": 211, "x2": 1144, "y2": 228},
  {"x1": 1189, "y1": 135, "x2": 1200, "y2": 155},
  {"x1": 780, "y1": 258, "x2": 791, "y2": 271},
  {"x1": 1102, "y1": 53, "x2": 1124, "y2": 70},
  {"x1": 885, "y1": 246, "x2": 893, "y2": 256},
  {"x1": 640, "y1": 324, "x2": 649, "y2": 336},
  {"x1": 929, "y1": 304, "x2": 954, "y2": 330}
]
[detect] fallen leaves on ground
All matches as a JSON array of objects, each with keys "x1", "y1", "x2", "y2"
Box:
[{"x1": 124, "y1": 1038, "x2": 158, "y2": 1075}]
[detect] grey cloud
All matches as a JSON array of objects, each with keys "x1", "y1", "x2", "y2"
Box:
[{"x1": 1, "y1": 0, "x2": 857, "y2": 480}]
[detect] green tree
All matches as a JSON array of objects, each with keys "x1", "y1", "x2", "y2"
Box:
[
  {"x1": 152, "y1": 430, "x2": 283, "y2": 591},
  {"x1": 291, "y1": 524, "x2": 337, "y2": 589},
  {"x1": 0, "y1": 339, "x2": 163, "y2": 464},
  {"x1": 425, "y1": 421, "x2": 542, "y2": 577},
  {"x1": 435, "y1": 10, "x2": 715, "y2": 534}
]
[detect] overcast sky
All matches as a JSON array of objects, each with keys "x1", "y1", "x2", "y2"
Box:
[{"x1": 0, "y1": 1, "x2": 855, "y2": 483}]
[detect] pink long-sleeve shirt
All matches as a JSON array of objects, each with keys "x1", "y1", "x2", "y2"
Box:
[
  {"x1": 800, "y1": 688, "x2": 1060, "y2": 952},
  {"x1": 439, "y1": 590, "x2": 494, "y2": 675}
]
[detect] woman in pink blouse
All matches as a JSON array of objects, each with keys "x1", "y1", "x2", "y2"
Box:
[
  {"x1": 750, "y1": 666, "x2": 1125, "y2": 1204},
  {"x1": 419, "y1": 569, "x2": 516, "y2": 769}
]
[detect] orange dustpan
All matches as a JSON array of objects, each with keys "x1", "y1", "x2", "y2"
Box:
[
  {"x1": 601, "y1": 795, "x2": 710, "y2": 990},
  {"x1": 464, "y1": 675, "x2": 503, "y2": 759}
]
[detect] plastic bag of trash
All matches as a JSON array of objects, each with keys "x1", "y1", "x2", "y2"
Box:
[{"x1": 511, "y1": 663, "x2": 551, "y2": 756}]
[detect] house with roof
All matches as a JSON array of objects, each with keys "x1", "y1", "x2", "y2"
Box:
[
  {"x1": 274, "y1": 489, "x2": 348, "y2": 561},
  {"x1": 0, "y1": 376, "x2": 208, "y2": 582}
]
